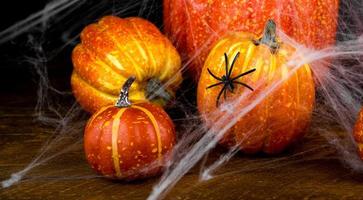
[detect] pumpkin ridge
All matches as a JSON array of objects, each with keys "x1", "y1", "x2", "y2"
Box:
[
  {"x1": 133, "y1": 105, "x2": 163, "y2": 160},
  {"x1": 73, "y1": 73, "x2": 119, "y2": 98},
  {"x1": 253, "y1": 43, "x2": 270, "y2": 151},
  {"x1": 86, "y1": 106, "x2": 112, "y2": 130},
  {"x1": 80, "y1": 24, "x2": 128, "y2": 76},
  {"x1": 98, "y1": 23, "x2": 144, "y2": 81},
  {"x1": 182, "y1": 2, "x2": 198, "y2": 56},
  {"x1": 257, "y1": 44, "x2": 274, "y2": 152},
  {"x1": 242, "y1": 42, "x2": 256, "y2": 69},
  {"x1": 129, "y1": 19, "x2": 157, "y2": 76},
  {"x1": 111, "y1": 108, "x2": 127, "y2": 178},
  {"x1": 79, "y1": 44, "x2": 125, "y2": 78},
  {"x1": 77, "y1": 46, "x2": 130, "y2": 94},
  {"x1": 98, "y1": 108, "x2": 115, "y2": 176},
  {"x1": 158, "y1": 38, "x2": 172, "y2": 81}
]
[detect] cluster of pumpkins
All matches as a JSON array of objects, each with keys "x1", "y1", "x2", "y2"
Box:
[{"x1": 70, "y1": 1, "x2": 362, "y2": 180}]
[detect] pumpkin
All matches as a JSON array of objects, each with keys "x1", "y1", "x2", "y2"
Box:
[
  {"x1": 84, "y1": 77, "x2": 176, "y2": 180},
  {"x1": 354, "y1": 108, "x2": 363, "y2": 160},
  {"x1": 72, "y1": 16, "x2": 183, "y2": 113},
  {"x1": 164, "y1": 0, "x2": 339, "y2": 81},
  {"x1": 197, "y1": 20, "x2": 315, "y2": 154}
]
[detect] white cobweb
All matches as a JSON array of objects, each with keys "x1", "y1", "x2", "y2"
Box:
[{"x1": 0, "y1": 1, "x2": 363, "y2": 200}]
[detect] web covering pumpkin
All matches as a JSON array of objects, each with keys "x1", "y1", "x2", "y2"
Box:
[
  {"x1": 164, "y1": 0, "x2": 339, "y2": 80},
  {"x1": 197, "y1": 20, "x2": 315, "y2": 154}
]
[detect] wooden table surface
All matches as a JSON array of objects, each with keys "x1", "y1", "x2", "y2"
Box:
[{"x1": 1, "y1": 84, "x2": 363, "y2": 200}]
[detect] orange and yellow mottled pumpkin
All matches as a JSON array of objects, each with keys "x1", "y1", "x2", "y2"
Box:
[
  {"x1": 354, "y1": 108, "x2": 363, "y2": 160},
  {"x1": 197, "y1": 20, "x2": 315, "y2": 154},
  {"x1": 72, "y1": 16, "x2": 182, "y2": 113},
  {"x1": 164, "y1": 0, "x2": 339, "y2": 81},
  {"x1": 84, "y1": 77, "x2": 176, "y2": 180}
]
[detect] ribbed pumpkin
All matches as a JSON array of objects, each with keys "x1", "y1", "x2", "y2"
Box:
[
  {"x1": 197, "y1": 20, "x2": 315, "y2": 154},
  {"x1": 72, "y1": 16, "x2": 182, "y2": 113},
  {"x1": 84, "y1": 77, "x2": 176, "y2": 180},
  {"x1": 354, "y1": 108, "x2": 363, "y2": 160},
  {"x1": 164, "y1": 0, "x2": 339, "y2": 81}
]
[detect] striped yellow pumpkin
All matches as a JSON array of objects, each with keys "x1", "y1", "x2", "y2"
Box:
[{"x1": 71, "y1": 16, "x2": 182, "y2": 113}]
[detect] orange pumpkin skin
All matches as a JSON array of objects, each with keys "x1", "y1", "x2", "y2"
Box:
[
  {"x1": 84, "y1": 102, "x2": 175, "y2": 180},
  {"x1": 164, "y1": 0, "x2": 339, "y2": 81},
  {"x1": 72, "y1": 16, "x2": 182, "y2": 113},
  {"x1": 354, "y1": 108, "x2": 363, "y2": 160},
  {"x1": 197, "y1": 22, "x2": 315, "y2": 154}
]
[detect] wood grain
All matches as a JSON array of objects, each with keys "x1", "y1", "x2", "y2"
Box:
[{"x1": 1, "y1": 93, "x2": 363, "y2": 200}]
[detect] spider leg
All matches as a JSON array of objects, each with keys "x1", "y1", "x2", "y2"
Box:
[
  {"x1": 227, "y1": 84, "x2": 234, "y2": 93},
  {"x1": 207, "y1": 68, "x2": 222, "y2": 81},
  {"x1": 233, "y1": 81, "x2": 254, "y2": 91},
  {"x1": 223, "y1": 86, "x2": 228, "y2": 100},
  {"x1": 206, "y1": 82, "x2": 224, "y2": 89},
  {"x1": 224, "y1": 53, "x2": 229, "y2": 78},
  {"x1": 228, "y1": 52, "x2": 240, "y2": 77},
  {"x1": 216, "y1": 85, "x2": 227, "y2": 107},
  {"x1": 231, "y1": 68, "x2": 256, "y2": 81}
]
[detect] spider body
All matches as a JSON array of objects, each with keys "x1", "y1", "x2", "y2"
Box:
[{"x1": 206, "y1": 52, "x2": 255, "y2": 107}]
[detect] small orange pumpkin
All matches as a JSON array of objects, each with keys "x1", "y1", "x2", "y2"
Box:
[
  {"x1": 72, "y1": 16, "x2": 182, "y2": 113},
  {"x1": 84, "y1": 77, "x2": 176, "y2": 180},
  {"x1": 354, "y1": 108, "x2": 363, "y2": 160},
  {"x1": 197, "y1": 20, "x2": 315, "y2": 154}
]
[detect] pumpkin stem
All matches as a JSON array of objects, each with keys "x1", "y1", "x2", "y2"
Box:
[
  {"x1": 253, "y1": 19, "x2": 280, "y2": 54},
  {"x1": 146, "y1": 78, "x2": 172, "y2": 106},
  {"x1": 115, "y1": 76, "x2": 135, "y2": 108}
]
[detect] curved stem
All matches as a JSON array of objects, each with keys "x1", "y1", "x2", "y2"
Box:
[
  {"x1": 115, "y1": 76, "x2": 135, "y2": 108},
  {"x1": 253, "y1": 19, "x2": 280, "y2": 54}
]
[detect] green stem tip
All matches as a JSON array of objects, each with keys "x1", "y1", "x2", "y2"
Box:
[{"x1": 253, "y1": 19, "x2": 280, "y2": 54}]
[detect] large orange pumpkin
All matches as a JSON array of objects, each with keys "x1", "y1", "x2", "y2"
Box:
[
  {"x1": 72, "y1": 16, "x2": 182, "y2": 113},
  {"x1": 354, "y1": 108, "x2": 363, "y2": 160},
  {"x1": 197, "y1": 20, "x2": 315, "y2": 154},
  {"x1": 164, "y1": 0, "x2": 339, "y2": 81},
  {"x1": 84, "y1": 77, "x2": 176, "y2": 180}
]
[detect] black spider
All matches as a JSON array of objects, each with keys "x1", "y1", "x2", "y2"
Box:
[{"x1": 206, "y1": 52, "x2": 256, "y2": 107}]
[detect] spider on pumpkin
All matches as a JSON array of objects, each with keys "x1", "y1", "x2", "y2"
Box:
[{"x1": 206, "y1": 52, "x2": 256, "y2": 107}]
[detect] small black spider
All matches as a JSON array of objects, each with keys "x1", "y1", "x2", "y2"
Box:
[{"x1": 206, "y1": 52, "x2": 256, "y2": 107}]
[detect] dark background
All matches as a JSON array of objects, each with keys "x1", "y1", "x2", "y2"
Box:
[
  {"x1": 0, "y1": 0, "x2": 163, "y2": 104},
  {"x1": 0, "y1": 0, "x2": 362, "y2": 103},
  {"x1": 0, "y1": 0, "x2": 49, "y2": 94}
]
